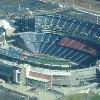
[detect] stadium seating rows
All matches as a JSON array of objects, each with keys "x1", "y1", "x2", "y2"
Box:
[
  {"x1": 13, "y1": 18, "x2": 35, "y2": 33},
  {"x1": 35, "y1": 14, "x2": 100, "y2": 41},
  {"x1": 13, "y1": 14, "x2": 100, "y2": 43},
  {"x1": 10, "y1": 12, "x2": 100, "y2": 66},
  {"x1": 0, "y1": 47, "x2": 20, "y2": 60},
  {"x1": 19, "y1": 33, "x2": 96, "y2": 55},
  {"x1": 18, "y1": 33, "x2": 97, "y2": 66}
]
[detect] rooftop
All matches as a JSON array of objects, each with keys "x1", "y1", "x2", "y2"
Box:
[{"x1": 31, "y1": 67, "x2": 71, "y2": 76}]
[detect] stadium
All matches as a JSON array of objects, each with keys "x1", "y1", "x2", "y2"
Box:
[{"x1": 0, "y1": 0, "x2": 100, "y2": 100}]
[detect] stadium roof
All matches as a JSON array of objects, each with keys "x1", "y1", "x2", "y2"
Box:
[{"x1": 27, "y1": 76, "x2": 49, "y2": 82}]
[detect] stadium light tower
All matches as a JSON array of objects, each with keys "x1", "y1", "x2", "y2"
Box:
[
  {"x1": 72, "y1": 0, "x2": 75, "y2": 7},
  {"x1": 2, "y1": 31, "x2": 7, "y2": 45},
  {"x1": 89, "y1": 3, "x2": 92, "y2": 10},
  {"x1": 97, "y1": 16, "x2": 99, "y2": 24}
]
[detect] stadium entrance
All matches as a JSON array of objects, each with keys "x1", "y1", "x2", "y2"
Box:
[{"x1": 26, "y1": 78, "x2": 49, "y2": 91}]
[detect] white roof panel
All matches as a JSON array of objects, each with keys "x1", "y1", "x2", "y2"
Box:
[{"x1": 27, "y1": 76, "x2": 49, "y2": 83}]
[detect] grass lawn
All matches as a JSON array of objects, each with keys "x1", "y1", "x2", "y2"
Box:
[{"x1": 61, "y1": 92, "x2": 100, "y2": 100}]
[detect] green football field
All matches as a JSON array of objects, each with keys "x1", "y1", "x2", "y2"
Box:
[{"x1": 23, "y1": 54, "x2": 69, "y2": 65}]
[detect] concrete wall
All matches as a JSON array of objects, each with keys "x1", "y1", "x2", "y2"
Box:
[
  {"x1": 53, "y1": 76, "x2": 68, "y2": 86},
  {"x1": 20, "y1": 65, "x2": 27, "y2": 85},
  {"x1": 20, "y1": 64, "x2": 98, "y2": 87},
  {"x1": 69, "y1": 67, "x2": 97, "y2": 86},
  {"x1": 29, "y1": 71, "x2": 52, "y2": 88},
  {"x1": 73, "y1": 67, "x2": 97, "y2": 80},
  {"x1": 52, "y1": 67, "x2": 97, "y2": 86}
]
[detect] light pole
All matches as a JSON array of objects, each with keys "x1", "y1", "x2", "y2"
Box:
[
  {"x1": 3, "y1": 31, "x2": 7, "y2": 45},
  {"x1": 72, "y1": 0, "x2": 75, "y2": 7}
]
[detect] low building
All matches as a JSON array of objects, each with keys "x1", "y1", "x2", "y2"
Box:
[
  {"x1": 0, "y1": 59, "x2": 21, "y2": 84},
  {"x1": 19, "y1": 64, "x2": 71, "y2": 90}
]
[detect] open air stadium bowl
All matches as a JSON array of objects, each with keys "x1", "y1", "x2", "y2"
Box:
[{"x1": 9, "y1": 10, "x2": 100, "y2": 68}]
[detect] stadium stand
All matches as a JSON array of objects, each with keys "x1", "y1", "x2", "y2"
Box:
[
  {"x1": 12, "y1": 32, "x2": 98, "y2": 66},
  {"x1": 13, "y1": 17, "x2": 35, "y2": 33},
  {"x1": 35, "y1": 14, "x2": 100, "y2": 42},
  {"x1": 0, "y1": 47, "x2": 20, "y2": 60}
]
